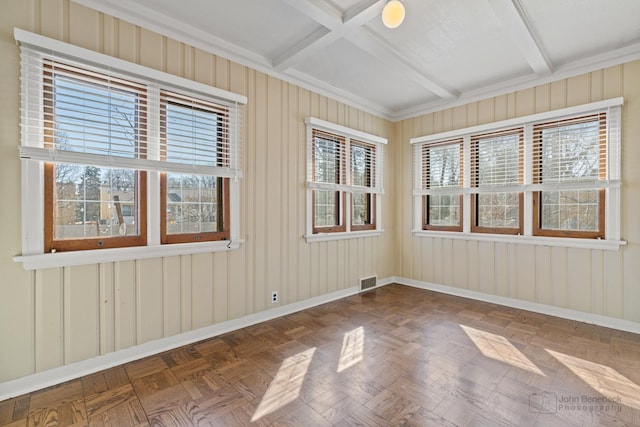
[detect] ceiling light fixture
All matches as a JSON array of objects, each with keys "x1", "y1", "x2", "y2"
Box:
[{"x1": 381, "y1": 0, "x2": 405, "y2": 29}]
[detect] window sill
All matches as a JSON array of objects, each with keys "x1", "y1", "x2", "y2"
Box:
[
  {"x1": 14, "y1": 240, "x2": 244, "y2": 270},
  {"x1": 412, "y1": 230, "x2": 626, "y2": 251},
  {"x1": 305, "y1": 230, "x2": 383, "y2": 243}
]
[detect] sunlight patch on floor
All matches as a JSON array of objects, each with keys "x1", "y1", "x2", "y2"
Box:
[
  {"x1": 461, "y1": 324, "x2": 545, "y2": 375},
  {"x1": 547, "y1": 349, "x2": 640, "y2": 410},
  {"x1": 337, "y1": 326, "x2": 364, "y2": 373},
  {"x1": 251, "y1": 347, "x2": 316, "y2": 421}
]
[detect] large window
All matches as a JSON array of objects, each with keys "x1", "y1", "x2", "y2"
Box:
[
  {"x1": 411, "y1": 99, "x2": 622, "y2": 247},
  {"x1": 17, "y1": 30, "x2": 245, "y2": 265},
  {"x1": 421, "y1": 140, "x2": 463, "y2": 231},
  {"x1": 160, "y1": 92, "x2": 231, "y2": 243},
  {"x1": 305, "y1": 118, "x2": 386, "y2": 241},
  {"x1": 470, "y1": 128, "x2": 523, "y2": 235},
  {"x1": 532, "y1": 114, "x2": 605, "y2": 238}
]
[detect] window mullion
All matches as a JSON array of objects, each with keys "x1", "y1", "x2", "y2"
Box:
[
  {"x1": 462, "y1": 135, "x2": 471, "y2": 233},
  {"x1": 345, "y1": 137, "x2": 351, "y2": 232},
  {"x1": 147, "y1": 85, "x2": 161, "y2": 246},
  {"x1": 523, "y1": 124, "x2": 533, "y2": 236}
]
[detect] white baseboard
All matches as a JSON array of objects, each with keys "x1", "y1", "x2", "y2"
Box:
[
  {"x1": 387, "y1": 276, "x2": 640, "y2": 335},
  {"x1": 2, "y1": 276, "x2": 638, "y2": 401},
  {"x1": 0, "y1": 285, "x2": 362, "y2": 401}
]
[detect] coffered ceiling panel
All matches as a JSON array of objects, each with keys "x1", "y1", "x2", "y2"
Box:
[{"x1": 73, "y1": 0, "x2": 640, "y2": 120}]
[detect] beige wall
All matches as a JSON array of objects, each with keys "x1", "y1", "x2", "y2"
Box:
[
  {"x1": 394, "y1": 63, "x2": 640, "y2": 324},
  {"x1": 0, "y1": 0, "x2": 396, "y2": 383},
  {"x1": 1, "y1": 0, "x2": 638, "y2": 387}
]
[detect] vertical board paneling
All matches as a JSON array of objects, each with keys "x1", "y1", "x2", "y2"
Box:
[
  {"x1": 114, "y1": 260, "x2": 136, "y2": 350},
  {"x1": 68, "y1": 1, "x2": 98, "y2": 50},
  {"x1": 266, "y1": 76, "x2": 282, "y2": 303},
  {"x1": 516, "y1": 245, "x2": 535, "y2": 302},
  {"x1": 136, "y1": 258, "x2": 163, "y2": 343},
  {"x1": 535, "y1": 246, "x2": 551, "y2": 305},
  {"x1": 162, "y1": 256, "x2": 182, "y2": 337},
  {"x1": 550, "y1": 80, "x2": 567, "y2": 110},
  {"x1": 494, "y1": 243, "x2": 509, "y2": 297},
  {"x1": 180, "y1": 255, "x2": 192, "y2": 332},
  {"x1": 39, "y1": 0, "x2": 65, "y2": 40},
  {"x1": 466, "y1": 240, "x2": 479, "y2": 291},
  {"x1": 191, "y1": 253, "x2": 213, "y2": 329},
  {"x1": 478, "y1": 241, "x2": 495, "y2": 294},
  {"x1": 603, "y1": 251, "x2": 624, "y2": 319},
  {"x1": 550, "y1": 247, "x2": 568, "y2": 308},
  {"x1": 441, "y1": 239, "x2": 454, "y2": 286},
  {"x1": 35, "y1": 269, "x2": 63, "y2": 371},
  {"x1": 452, "y1": 240, "x2": 467, "y2": 288},
  {"x1": 567, "y1": 74, "x2": 591, "y2": 106},
  {"x1": 99, "y1": 263, "x2": 115, "y2": 355},
  {"x1": 590, "y1": 251, "x2": 604, "y2": 315},
  {"x1": 138, "y1": 28, "x2": 164, "y2": 71},
  {"x1": 64, "y1": 265, "x2": 99, "y2": 364},
  {"x1": 421, "y1": 237, "x2": 434, "y2": 283},
  {"x1": 213, "y1": 253, "x2": 228, "y2": 323},
  {"x1": 567, "y1": 249, "x2": 592, "y2": 313}
]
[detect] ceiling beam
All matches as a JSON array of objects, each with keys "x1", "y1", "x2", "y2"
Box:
[
  {"x1": 488, "y1": 0, "x2": 552, "y2": 75},
  {"x1": 274, "y1": 0, "x2": 384, "y2": 71},
  {"x1": 277, "y1": 0, "x2": 456, "y2": 99}
]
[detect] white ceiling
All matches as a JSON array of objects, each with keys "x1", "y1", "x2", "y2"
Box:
[{"x1": 73, "y1": 0, "x2": 640, "y2": 121}]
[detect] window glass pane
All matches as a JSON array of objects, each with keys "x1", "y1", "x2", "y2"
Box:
[
  {"x1": 476, "y1": 133, "x2": 520, "y2": 186},
  {"x1": 428, "y1": 194, "x2": 460, "y2": 226},
  {"x1": 352, "y1": 193, "x2": 370, "y2": 226},
  {"x1": 351, "y1": 143, "x2": 373, "y2": 187},
  {"x1": 164, "y1": 102, "x2": 222, "y2": 166},
  {"x1": 54, "y1": 165, "x2": 139, "y2": 239},
  {"x1": 314, "y1": 190, "x2": 339, "y2": 227},
  {"x1": 541, "y1": 190, "x2": 599, "y2": 231},
  {"x1": 427, "y1": 144, "x2": 460, "y2": 188},
  {"x1": 476, "y1": 192, "x2": 519, "y2": 228},
  {"x1": 313, "y1": 136, "x2": 342, "y2": 184},
  {"x1": 51, "y1": 70, "x2": 141, "y2": 158},
  {"x1": 540, "y1": 121, "x2": 601, "y2": 183},
  {"x1": 166, "y1": 174, "x2": 219, "y2": 234}
]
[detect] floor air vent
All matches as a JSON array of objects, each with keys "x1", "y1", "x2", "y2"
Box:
[{"x1": 360, "y1": 276, "x2": 377, "y2": 291}]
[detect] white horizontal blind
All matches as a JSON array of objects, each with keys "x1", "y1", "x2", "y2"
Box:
[
  {"x1": 533, "y1": 113, "x2": 606, "y2": 186},
  {"x1": 311, "y1": 129, "x2": 346, "y2": 190},
  {"x1": 414, "y1": 139, "x2": 462, "y2": 195},
  {"x1": 19, "y1": 45, "x2": 243, "y2": 178},
  {"x1": 351, "y1": 139, "x2": 382, "y2": 193},
  {"x1": 308, "y1": 129, "x2": 384, "y2": 194},
  {"x1": 160, "y1": 90, "x2": 242, "y2": 178},
  {"x1": 471, "y1": 128, "x2": 522, "y2": 193}
]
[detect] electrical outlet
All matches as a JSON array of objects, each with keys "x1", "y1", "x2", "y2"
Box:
[{"x1": 271, "y1": 291, "x2": 278, "y2": 304}]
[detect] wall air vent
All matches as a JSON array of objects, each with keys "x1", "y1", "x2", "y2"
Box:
[{"x1": 360, "y1": 276, "x2": 377, "y2": 291}]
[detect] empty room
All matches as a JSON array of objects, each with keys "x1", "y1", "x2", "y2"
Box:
[{"x1": 1, "y1": 0, "x2": 639, "y2": 425}]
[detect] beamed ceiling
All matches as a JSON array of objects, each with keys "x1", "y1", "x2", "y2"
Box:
[{"x1": 73, "y1": 0, "x2": 640, "y2": 120}]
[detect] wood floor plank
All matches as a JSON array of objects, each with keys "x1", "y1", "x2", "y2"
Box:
[{"x1": 2, "y1": 284, "x2": 640, "y2": 426}]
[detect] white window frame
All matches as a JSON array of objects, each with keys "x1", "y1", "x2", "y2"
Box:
[
  {"x1": 305, "y1": 117, "x2": 386, "y2": 243},
  {"x1": 411, "y1": 98, "x2": 626, "y2": 251},
  {"x1": 13, "y1": 29, "x2": 246, "y2": 270}
]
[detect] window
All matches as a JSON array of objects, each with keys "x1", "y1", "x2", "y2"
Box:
[
  {"x1": 305, "y1": 117, "x2": 386, "y2": 241},
  {"x1": 421, "y1": 140, "x2": 463, "y2": 231},
  {"x1": 470, "y1": 129, "x2": 523, "y2": 235},
  {"x1": 311, "y1": 129, "x2": 346, "y2": 233},
  {"x1": 532, "y1": 114, "x2": 606, "y2": 238},
  {"x1": 160, "y1": 91, "x2": 231, "y2": 243},
  {"x1": 41, "y1": 61, "x2": 148, "y2": 252},
  {"x1": 411, "y1": 98, "x2": 622, "y2": 248},
  {"x1": 351, "y1": 140, "x2": 376, "y2": 231},
  {"x1": 17, "y1": 29, "x2": 245, "y2": 265}
]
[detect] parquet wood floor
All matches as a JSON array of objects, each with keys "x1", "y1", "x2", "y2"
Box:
[{"x1": 2, "y1": 284, "x2": 640, "y2": 426}]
